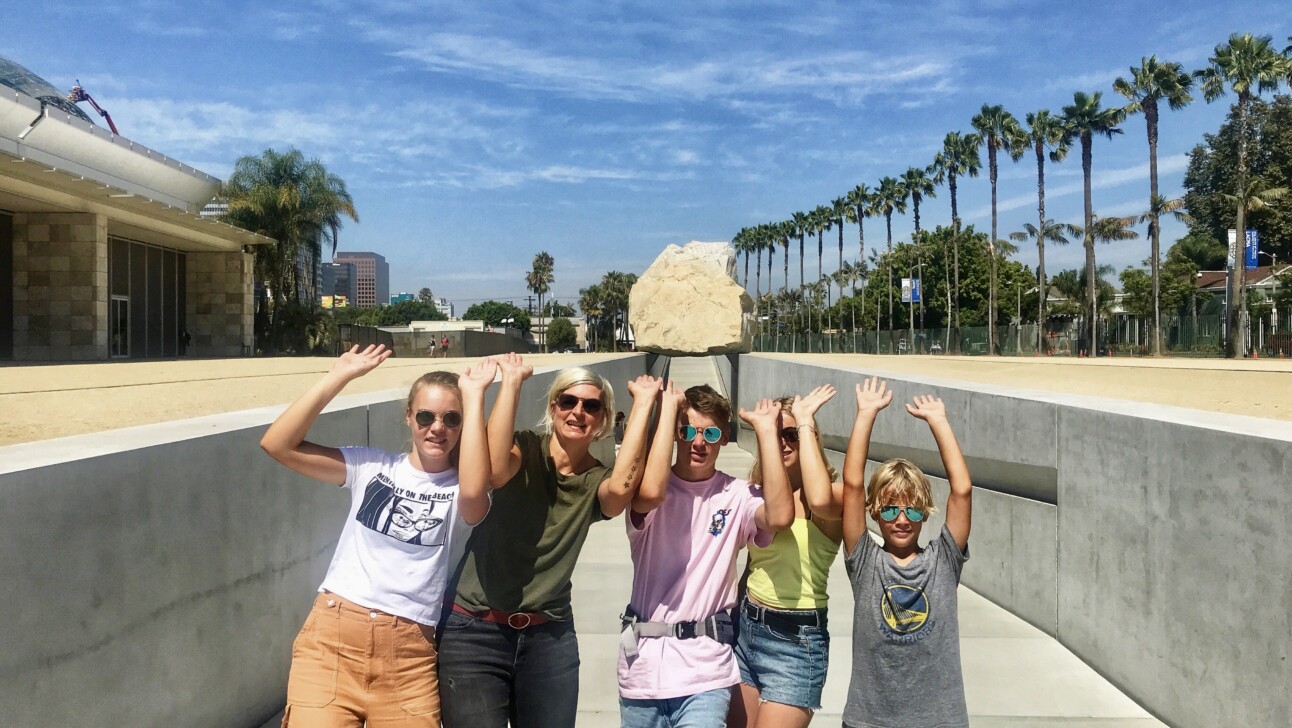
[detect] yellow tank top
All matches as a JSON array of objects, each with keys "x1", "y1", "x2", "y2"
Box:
[{"x1": 745, "y1": 516, "x2": 842, "y2": 609}]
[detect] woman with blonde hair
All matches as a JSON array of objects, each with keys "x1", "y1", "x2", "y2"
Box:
[
  {"x1": 730, "y1": 385, "x2": 844, "y2": 728},
  {"x1": 439, "y1": 355, "x2": 662, "y2": 728}
]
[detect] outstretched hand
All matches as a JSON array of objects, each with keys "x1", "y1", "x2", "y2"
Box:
[
  {"x1": 495, "y1": 352, "x2": 533, "y2": 383},
  {"x1": 459, "y1": 358, "x2": 499, "y2": 394},
  {"x1": 854, "y1": 376, "x2": 892, "y2": 414},
  {"x1": 627, "y1": 374, "x2": 663, "y2": 401},
  {"x1": 330, "y1": 344, "x2": 391, "y2": 381},
  {"x1": 660, "y1": 381, "x2": 688, "y2": 411},
  {"x1": 792, "y1": 384, "x2": 836, "y2": 422},
  {"x1": 905, "y1": 395, "x2": 947, "y2": 423},
  {"x1": 738, "y1": 398, "x2": 783, "y2": 431}
]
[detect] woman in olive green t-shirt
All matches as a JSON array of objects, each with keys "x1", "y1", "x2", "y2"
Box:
[{"x1": 439, "y1": 354, "x2": 661, "y2": 728}]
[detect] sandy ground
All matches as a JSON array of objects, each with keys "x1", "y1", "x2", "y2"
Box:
[{"x1": 2, "y1": 352, "x2": 1290, "y2": 445}]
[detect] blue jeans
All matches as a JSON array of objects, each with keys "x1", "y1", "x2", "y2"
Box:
[
  {"x1": 620, "y1": 688, "x2": 732, "y2": 728},
  {"x1": 734, "y1": 602, "x2": 830, "y2": 710},
  {"x1": 437, "y1": 609, "x2": 580, "y2": 728}
]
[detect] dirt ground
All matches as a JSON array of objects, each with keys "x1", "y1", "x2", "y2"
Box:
[{"x1": 2, "y1": 352, "x2": 1290, "y2": 445}]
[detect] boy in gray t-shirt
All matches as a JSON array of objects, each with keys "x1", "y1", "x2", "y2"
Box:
[{"x1": 840, "y1": 377, "x2": 973, "y2": 728}]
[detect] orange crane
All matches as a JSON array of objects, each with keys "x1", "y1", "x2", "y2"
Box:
[{"x1": 66, "y1": 79, "x2": 119, "y2": 135}]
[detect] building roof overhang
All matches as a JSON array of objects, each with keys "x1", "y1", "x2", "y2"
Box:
[{"x1": 0, "y1": 88, "x2": 273, "y2": 252}]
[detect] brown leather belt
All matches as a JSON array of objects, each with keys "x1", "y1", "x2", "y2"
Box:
[{"x1": 453, "y1": 603, "x2": 550, "y2": 629}]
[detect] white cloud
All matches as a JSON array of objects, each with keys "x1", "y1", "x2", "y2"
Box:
[{"x1": 966, "y1": 153, "x2": 1189, "y2": 219}]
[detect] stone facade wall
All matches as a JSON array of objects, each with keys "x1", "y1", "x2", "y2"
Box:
[
  {"x1": 11, "y1": 212, "x2": 109, "y2": 361},
  {"x1": 186, "y1": 251, "x2": 253, "y2": 357}
]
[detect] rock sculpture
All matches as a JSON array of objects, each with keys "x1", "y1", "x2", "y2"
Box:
[{"x1": 629, "y1": 241, "x2": 754, "y2": 356}]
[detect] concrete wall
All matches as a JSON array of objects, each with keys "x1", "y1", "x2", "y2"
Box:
[
  {"x1": 735, "y1": 354, "x2": 1291, "y2": 728},
  {"x1": 186, "y1": 250, "x2": 253, "y2": 357},
  {"x1": 9, "y1": 211, "x2": 109, "y2": 360},
  {"x1": 0, "y1": 354, "x2": 650, "y2": 728}
]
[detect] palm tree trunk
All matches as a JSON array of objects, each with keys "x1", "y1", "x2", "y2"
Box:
[
  {"x1": 1036, "y1": 140, "x2": 1047, "y2": 354},
  {"x1": 1147, "y1": 99, "x2": 1162, "y2": 356},
  {"x1": 1082, "y1": 134, "x2": 1097, "y2": 355},
  {"x1": 988, "y1": 143, "x2": 999, "y2": 354},
  {"x1": 886, "y1": 214, "x2": 894, "y2": 335},
  {"x1": 950, "y1": 172, "x2": 961, "y2": 348},
  {"x1": 1230, "y1": 92, "x2": 1251, "y2": 358}
]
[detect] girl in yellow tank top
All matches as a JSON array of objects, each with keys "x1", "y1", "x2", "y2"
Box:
[{"x1": 730, "y1": 386, "x2": 845, "y2": 728}]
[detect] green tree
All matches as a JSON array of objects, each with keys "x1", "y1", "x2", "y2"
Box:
[
  {"x1": 845, "y1": 185, "x2": 872, "y2": 270},
  {"x1": 1021, "y1": 110, "x2": 1071, "y2": 350},
  {"x1": 541, "y1": 300, "x2": 576, "y2": 318},
  {"x1": 1062, "y1": 91, "x2": 1125, "y2": 355},
  {"x1": 1115, "y1": 56, "x2": 1194, "y2": 355},
  {"x1": 464, "y1": 300, "x2": 530, "y2": 334},
  {"x1": 1122, "y1": 196, "x2": 1194, "y2": 353},
  {"x1": 875, "y1": 176, "x2": 908, "y2": 329},
  {"x1": 1119, "y1": 267, "x2": 1155, "y2": 318},
  {"x1": 417, "y1": 287, "x2": 435, "y2": 304},
  {"x1": 1195, "y1": 33, "x2": 1290, "y2": 356},
  {"x1": 1168, "y1": 231, "x2": 1228, "y2": 270},
  {"x1": 546, "y1": 317, "x2": 577, "y2": 351},
  {"x1": 972, "y1": 104, "x2": 1027, "y2": 353},
  {"x1": 578, "y1": 284, "x2": 606, "y2": 351},
  {"x1": 222, "y1": 148, "x2": 357, "y2": 354},
  {"x1": 375, "y1": 300, "x2": 447, "y2": 326}
]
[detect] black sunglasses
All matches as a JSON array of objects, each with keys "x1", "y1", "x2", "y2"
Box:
[
  {"x1": 780, "y1": 427, "x2": 801, "y2": 443},
  {"x1": 414, "y1": 410, "x2": 462, "y2": 428},
  {"x1": 555, "y1": 394, "x2": 604, "y2": 414}
]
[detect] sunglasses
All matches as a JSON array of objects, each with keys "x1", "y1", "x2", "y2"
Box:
[
  {"x1": 878, "y1": 505, "x2": 926, "y2": 523},
  {"x1": 779, "y1": 427, "x2": 799, "y2": 443},
  {"x1": 555, "y1": 394, "x2": 604, "y2": 415},
  {"x1": 414, "y1": 410, "x2": 462, "y2": 429},
  {"x1": 678, "y1": 425, "x2": 723, "y2": 443}
]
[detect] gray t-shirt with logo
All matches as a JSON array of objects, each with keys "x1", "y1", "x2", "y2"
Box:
[{"x1": 843, "y1": 524, "x2": 969, "y2": 728}]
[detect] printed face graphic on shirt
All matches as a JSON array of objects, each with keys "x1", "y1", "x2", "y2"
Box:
[
  {"x1": 355, "y1": 477, "x2": 447, "y2": 546},
  {"x1": 708, "y1": 508, "x2": 732, "y2": 537},
  {"x1": 881, "y1": 584, "x2": 930, "y2": 634}
]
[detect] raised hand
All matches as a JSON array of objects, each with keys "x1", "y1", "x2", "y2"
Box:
[
  {"x1": 459, "y1": 358, "x2": 499, "y2": 394},
  {"x1": 791, "y1": 384, "x2": 836, "y2": 422},
  {"x1": 905, "y1": 394, "x2": 947, "y2": 423},
  {"x1": 627, "y1": 375, "x2": 663, "y2": 402},
  {"x1": 495, "y1": 352, "x2": 533, "y2": 383},
  {"x1": 854, "y1": 376, "x2": 893, "y2": 414},
  {"x1": 329, "y1": 344, "x2": 391, "y2": 382},
  {"x1": 738, "y1": 398, "x2": 783, "y2": 431},
  {"x1": 661, "y1": 381, "x2": 688, "y2": 411}
]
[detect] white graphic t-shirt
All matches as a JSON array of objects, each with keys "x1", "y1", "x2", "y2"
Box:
[{"x1": 318, "y1": 447, "x2": 479, "y2": 626}]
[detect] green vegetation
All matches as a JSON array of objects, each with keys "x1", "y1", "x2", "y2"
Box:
[
  {"x1": 464, "y1": 301, "x2": 531, "y2": 334},
  {"x1": 546, "y1": 317, "x2": 577, "y2": 351}
]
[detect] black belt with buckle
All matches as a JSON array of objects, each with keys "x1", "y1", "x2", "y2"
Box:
[{"x1": 742, "y1": 598, "x2": 827, "y2": 635}]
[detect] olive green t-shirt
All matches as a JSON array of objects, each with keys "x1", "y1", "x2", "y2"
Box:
[{"x1": 454, "y1": 430, "x2": 610, "y2": 620}]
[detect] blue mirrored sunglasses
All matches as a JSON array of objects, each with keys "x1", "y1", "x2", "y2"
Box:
[
  {"x1": 878, "y1": 505, "x2": 926, "y2": 523},
  {"x1": 677, "y1": 424, "x2": 723, "y2": 443}
]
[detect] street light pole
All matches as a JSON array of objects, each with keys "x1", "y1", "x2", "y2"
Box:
[{"x1": 1260, "y1": 251, "x2": 1279, "y2": 333}]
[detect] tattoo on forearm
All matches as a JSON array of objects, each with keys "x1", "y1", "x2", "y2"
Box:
[{"x1": 620, "y1": 457, "x2": 641, "y2": 491}]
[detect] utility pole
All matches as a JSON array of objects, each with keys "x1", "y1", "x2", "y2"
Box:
[{"x1": 526, "y1": 295, "x2": 534, "y2": 315}]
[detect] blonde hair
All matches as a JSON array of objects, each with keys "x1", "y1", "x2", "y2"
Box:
[
  {"x1": 538, "y1": 367, "x2": 615, "y2": 440},
  {"x1": 748, "y1": 395, "x2": 839, "y2": 486},
  {"x1": 865, "y1": 459, "x2": 937, "y2": 521},
  {"x1": 406, "y1": 370, "x2": 460, "y2": 412}
]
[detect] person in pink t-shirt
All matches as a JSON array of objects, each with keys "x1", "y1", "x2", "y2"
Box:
[{"x1": 618, "y1": 383, "x2": 795, "y2": 727}]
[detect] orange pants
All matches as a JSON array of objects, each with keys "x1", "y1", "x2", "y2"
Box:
[{"x1": 282, "y1": 592, "x2": 441, "y2": 727}]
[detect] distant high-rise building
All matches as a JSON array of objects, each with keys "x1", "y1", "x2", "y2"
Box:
[
  {"x1": 321, "y1": 262, "x2": 357, "y2": 307},
  {"x1": 434, "y1": 297, "x2": 454, "y2": 318},
  {"x1": 390, "y1": 292, "x2": 415, "y2": 305},
  {"x1": 333, "y1": 252, "x2": 389, "y2": 308}
]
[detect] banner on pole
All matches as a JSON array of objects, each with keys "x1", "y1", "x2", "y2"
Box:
[
  {"x1": 1246, "y1": 229, "x2": 1259, "y2": 270},
  {"x1": 901, "y1": 278, "x2": 921, "y2": 303}
]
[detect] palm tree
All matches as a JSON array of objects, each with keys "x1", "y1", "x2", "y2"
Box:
[
  {"x1": 972, "y1": 104, "x2": 1027, "y2": 354},
  {"x1": 527, "y1": 251, "x2": 555, "y2": 352},
  {"x1": 778, "y1": 221, "x2": 793, "y2": 294},
  {"x1": 832, "y1": 197, "x2": 850, "y2": 280},
  {"x1": 600, "y1": 271, "x2": 635, "y2": 351},
  {"x1": 846, "y1": 184, "x2": 872, "y2": 267},
  {"x1": 733, "y1": 227, "x2": 752, "y2": 291},
  {"x1": 1195, "y1": 33, "x2": 1289, "y2": 357},
  {"x1": 1062, "y1": 91, "x2": 1125, "y2": 356},
  {"x1": 875, "y1": 176, "x2": 907, "y2": 331},
  {"x1": 792, "y1": 210, "x2": 810, "y2": 298},
  {"x1": 224, "y1": 148, "x2": 358, "y2": 352},
  {"x1": 932, "y1": 132, "x2": 982, "y2": 340},
  {"x1": 1011, "y1": 220, "x2": 1081, "y2": 341},
  {"x1": 578, "y1": 283, "x2": 604, "y2": 351},
  {"x1": 1115, "y1": 56, "x2": 1194, "y2": 356},
  {"x1": 1020, "y1": 110, "x2": 1070, "y2": 351},
  {"x1": 901, "y1": 166, "x2": 938, "y2": 235},
  {"x1": 812, "y1": 205, "x2": 833, "y2": 291}
]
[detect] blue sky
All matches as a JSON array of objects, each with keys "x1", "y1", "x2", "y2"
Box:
[{"x1": 5, "y1": 1, "x2": 1289, "y2": 311}]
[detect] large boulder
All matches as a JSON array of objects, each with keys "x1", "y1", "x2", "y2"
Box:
[{"x1": 629, "y1": 242, "x2": 754, "y2": 356}]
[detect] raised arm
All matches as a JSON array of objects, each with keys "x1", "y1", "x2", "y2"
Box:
[
  {"x1": 791, "y1": 384, "x2": 842, "y2": 519},
  {"x1": 742, "y1": 399, "x2": 794, "y2": 532},
  {"x1": 842, "y1": 376, "x2": 891, "y2": 556},
  {"x1": 907, "y1": 395, "x2": 971, "y2": 552},
  {"x1": 260, "y1": 345, "x2": 392, "y2": 485},
  {"x1": 485, "y1": 352, "x2": 533, "y2": 488},
  {"x1": 456, "y1": 358, "x2": 499, "y2": 525},
  {"x1": 632, "y1": 382, "x2": 684, "y2": 515},
  {"x1": 598, "y1": 375, "x2": 662, "y2": 518}
]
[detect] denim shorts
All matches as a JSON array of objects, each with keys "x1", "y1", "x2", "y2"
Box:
[
  {"x1": 620, "y1": 687, "x2": 730, "y2": 728},
  {"x1": 734, "y1": 600, "x2": 830, "y2": 710}
]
